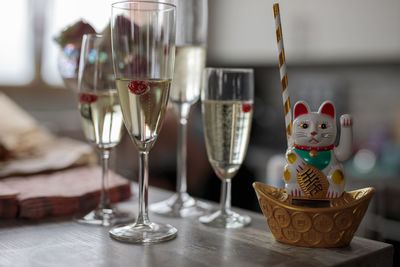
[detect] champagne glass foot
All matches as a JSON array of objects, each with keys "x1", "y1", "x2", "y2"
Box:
[
  {"x1": 199, "y1": 210, "x2": 251, "y2": 229},
  {"x1": 150, "y1": 193, "x2": 212, "y2": 217},
  {"x1": 75, "y1": 207, "x2": 134, "y2": 227},
  {"x1": 109, "y1": 222, "x2": 178, "y2": 244}
]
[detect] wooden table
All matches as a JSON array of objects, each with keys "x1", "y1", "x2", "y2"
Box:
[{"x1": 0, "y1": 185, "x2": 393, "y2": 267}]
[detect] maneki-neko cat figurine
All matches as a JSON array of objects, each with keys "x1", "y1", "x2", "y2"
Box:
[
  {"x1": 284, "y1": 101, "x2": 353, "y2": 200},
  {"x1": 253, "y1": 100, "x2": 375, "y2": 247},
  {"x1": 253, "y1": 3, "x2": 375, "y2": 248}
]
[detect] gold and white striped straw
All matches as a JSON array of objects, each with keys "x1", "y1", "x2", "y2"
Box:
[{"x1": 273, "y1": 3, "x2": 292, "y2": 146}]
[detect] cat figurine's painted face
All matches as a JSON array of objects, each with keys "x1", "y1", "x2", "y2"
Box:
[{"x1": 292, "y1": 101, "x2": 337, "y2": 148}]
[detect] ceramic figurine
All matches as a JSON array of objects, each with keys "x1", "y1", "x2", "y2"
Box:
[
  {"x1": 253, "y1": 3, "x2": 375, "y2": 248},
  {"x1": 284, "y1": 101, "x2": 353, "y2": 199},
  {"x1": 253, "y1": 99, "x2": 375, "y2": 247}
]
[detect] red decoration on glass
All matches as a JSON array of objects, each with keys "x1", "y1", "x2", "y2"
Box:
[
  {"x1": 163, "y1": 45, "x2": 170, "y2": 55},
  {"x1": 79, "y1": 93, "x2": 98, "y2": 104},
  {"x1": 242, "y1": 103, "x2": 253, "y2": 113},
  {"x1": 128, "y1": 80, "x2": 149, "y2": 95}
]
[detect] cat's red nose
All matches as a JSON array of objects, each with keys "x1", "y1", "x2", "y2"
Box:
[{"x1": 310, "y1": 131, "x2": 317, "y2": 136}]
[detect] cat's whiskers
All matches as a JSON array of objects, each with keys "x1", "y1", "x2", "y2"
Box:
[
  {"x1": 322, "y1": 133, "x2": 333, "y2": 138},
  {"x1": 295, "y1": 132, "x2": 307, "y2": 137}
]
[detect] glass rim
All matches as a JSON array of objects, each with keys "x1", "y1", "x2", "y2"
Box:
[
  {"x1": 204, "y1": 67, "x2": 254, "y2": 73},
  {"x1": 112, "y1": 1, "x2": 176, "y2": 12},
  {"x1": 82, "y1": 33, "x2": 103, "y2": 39}
]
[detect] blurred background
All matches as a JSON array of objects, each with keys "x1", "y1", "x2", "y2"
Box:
[{"x1": 1, "y1": 0, "x2": 400, "y2": 262}]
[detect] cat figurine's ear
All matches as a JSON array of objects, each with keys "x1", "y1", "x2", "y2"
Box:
[
  {"x1": 318, "y1": 101, "x2": 335, "y2": 119},
  {"x1": 294, "y1": 101, "x2": 311, "y2": 119}
]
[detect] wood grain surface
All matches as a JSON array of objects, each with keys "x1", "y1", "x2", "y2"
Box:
[{"x1": 0, "y1": 185, "x2": 393, "y2": 267}]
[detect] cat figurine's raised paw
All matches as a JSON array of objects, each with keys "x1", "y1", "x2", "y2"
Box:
[{"x1": 284, "y1": 101, "x2": 353, "y2": 199}]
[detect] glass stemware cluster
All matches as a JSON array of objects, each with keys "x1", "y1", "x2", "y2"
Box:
[{"x1": 62, "y1": 0, "x2": 254, "y2": 244}]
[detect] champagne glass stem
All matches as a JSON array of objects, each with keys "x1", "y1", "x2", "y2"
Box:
[
  {"x1": 177, "y1": 120, "x2": 187, "y2": 194},
  {"x1": 100, "y1": 149, "x2": 111, "y2": 209},
  {"x1": 150, "y1": 101, "x2": 211, "y2": 217},
  {"x1": 220, "y1": 179, "x2": 232, "y2": 214},
  {"x1": 174, "y1": 102, "x2": 191, "y2": 197},
  {"x1": 137, "y1": 151, "x2": 150, "y2": 226}
]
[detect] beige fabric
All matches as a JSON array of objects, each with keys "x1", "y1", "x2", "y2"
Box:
[{"x1": 0, "y1": 93, "x2": 96, "y2": 177}]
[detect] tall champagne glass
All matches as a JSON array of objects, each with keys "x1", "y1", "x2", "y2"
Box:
[
  {"x1": 150, "y1": 0, "x2": 211, "y2": 217},
  {"x1": 199, "y1": 68, "x2": 254, "y2": 228},
  {"x1": 109, "y1": 1, "x2": 177, "y2": 243},
  {"x1": 77, "y1": 33, "x2": 130, "y2": 226}
]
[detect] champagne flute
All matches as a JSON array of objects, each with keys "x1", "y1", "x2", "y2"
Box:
[
  {"x1": 150, "y1": 0, "x2": 211, "y2": 217},
  {"x1": 77, "y1": 33, "x2": 130, "y2": 226},
  {"x1": 199, "y1": 68, "x2": 254, "y2": 228},
  {"x1": 109, "y1": 1, "x2": 177, "y2": 243}
]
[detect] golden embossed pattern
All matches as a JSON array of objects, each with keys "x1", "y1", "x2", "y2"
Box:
[{"x1": 253, "y1": 182, "x2": 375, "y2": 248}]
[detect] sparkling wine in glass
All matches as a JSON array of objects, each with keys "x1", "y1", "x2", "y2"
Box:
[
  {"x1": 109, "y1": 1, "x2": 177, "y2": 244},
  {"x1": 76, "y1": 33, "x2": 131, "y2": 226},
  {"x1": 199, "y1": 68, "x2": 254, "y2": 228},
  {"x1": 150, "y1": 0, "x2": 211, "y2": 217}
]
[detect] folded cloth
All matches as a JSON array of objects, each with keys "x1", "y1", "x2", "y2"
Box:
[
  {"x1": 0, "y1": 92, "x2": 54, "y2": 160},
  {"x1": 0, "y1": 92, "x2": 97, "y2": 177},
  {"x1": 0, "y1": 137, "x2": 96, "y2": 178},
  {"x1": 0, "y1": 184, "x2": 19, "y2": 218},
  {"x1": 0, "y1": 166, "x2": 131, "y2": 219}
]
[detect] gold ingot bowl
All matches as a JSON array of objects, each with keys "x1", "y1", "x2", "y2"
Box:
[{"x1": 253, "y1": 182, "x2": 375, "y2": 248}]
